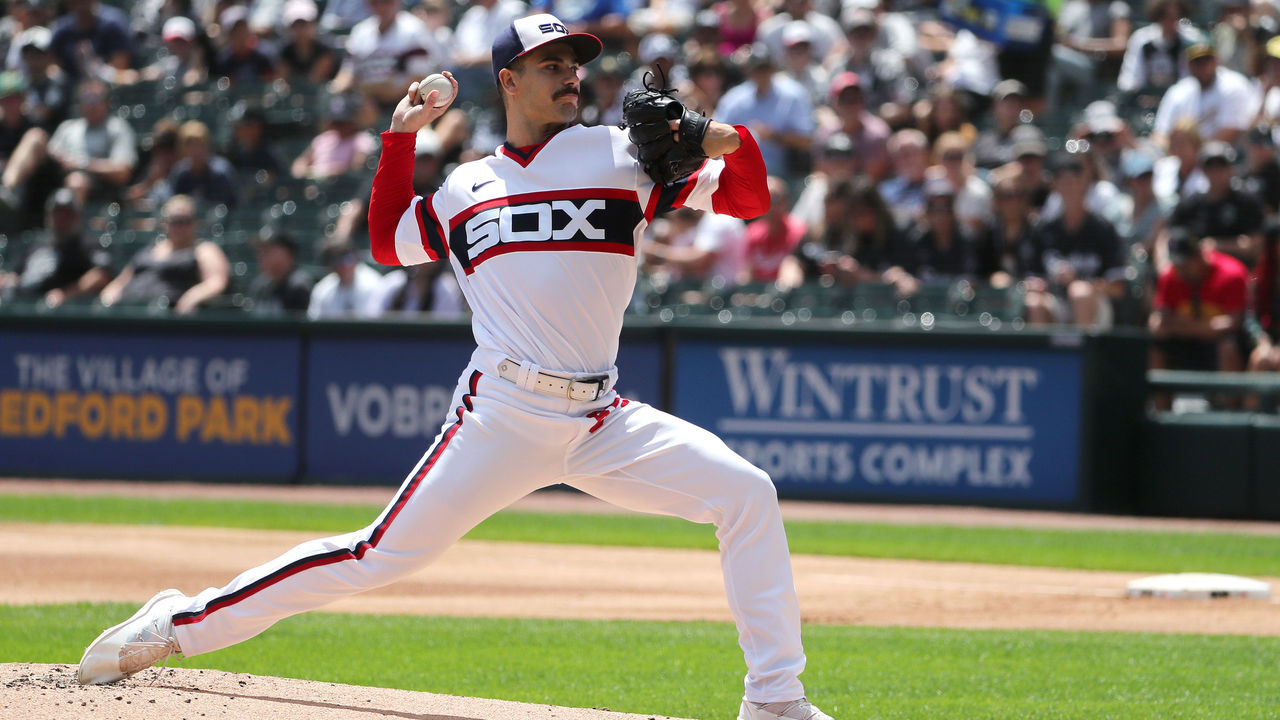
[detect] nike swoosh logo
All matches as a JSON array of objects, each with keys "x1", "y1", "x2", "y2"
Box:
[{"x1": 472, "y1": 180, "x2": 494, "y2": 192}]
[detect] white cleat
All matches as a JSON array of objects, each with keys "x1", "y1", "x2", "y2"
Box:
[
  {"x1": 738, "y1": 697, "x2": 836, "y2": 720},
  {"x1": 78, "y1": 589, "x2": 186, "y2": 685}
]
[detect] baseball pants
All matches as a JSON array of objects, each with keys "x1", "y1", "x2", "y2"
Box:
[{"x1": 169, "y1": 358, "x2": 807, "y2": 702}]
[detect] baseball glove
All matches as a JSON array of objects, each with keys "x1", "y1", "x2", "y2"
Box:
[{"x1": 620, "y1": 74, "x2": 711, "y2": 186}]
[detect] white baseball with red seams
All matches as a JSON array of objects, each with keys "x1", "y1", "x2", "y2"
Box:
[
  {"x1": 105, "y1": 12, "x2": 822, "y2": 715},
  {"x1": 418, "y1": 73, "x2": 453, "y2": 107}
]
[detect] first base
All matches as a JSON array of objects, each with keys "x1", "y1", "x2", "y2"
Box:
[{"x1": 1126, "y1": 573, "x2": 1271, "y2": 600}]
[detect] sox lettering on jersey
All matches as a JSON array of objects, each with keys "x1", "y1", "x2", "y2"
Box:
[{"x1": 446, "y1": 190, "x2": 643, "y2": 274}]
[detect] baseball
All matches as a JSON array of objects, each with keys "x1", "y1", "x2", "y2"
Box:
[{"x1": 418, "y1": 73, "x2": 454, "y2": 108}]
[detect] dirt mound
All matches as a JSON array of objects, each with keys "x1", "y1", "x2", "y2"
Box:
[{"x1": 1, "y1": 663, "x2": 693, "y2": 720}]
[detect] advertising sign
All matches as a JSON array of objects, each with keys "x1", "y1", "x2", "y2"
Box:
[
  {"x1": 674, "y1": 341, "x2": 1082, "y2": 503},
  {"x1": 0, "y1": 330, "x2": 300, "y2": 478},
  {"x1": 305, "y1": 336, "x2": 663, "y2": 484}
]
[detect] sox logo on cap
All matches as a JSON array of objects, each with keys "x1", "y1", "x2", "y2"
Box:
[{"x1": 490, "y1": 13, "x2": 603, "y2": 83}]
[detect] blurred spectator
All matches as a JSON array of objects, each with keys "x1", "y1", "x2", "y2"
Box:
[
  {"x1": 792, "y1": 131, "x2": 858, "y2": 229},
  {"x1": 1009, "y1": 125, "x2": 1051, "y2": 210},
  {"x1": 1153, "y1": 41, "x2": 1256, "y2": 147},
  {"x1": 319, "y1": 0, "x2": 372, "y2": 34},
  {"x1": 1042, "y1": 145, "x2": 1129, "y2": 231},
  {"x1": 413, "y1": 0, "x2": 456, "y2": 53},
  {"x1": 99, "y1": 194, "x2": 230, "y2": 314},
  {"x1": 276, "y1": 0, "x2": 338, "y2": 84},
  {"x1": 0, "y1": 70, "x2": 48, "y2": 220},
  {"x1": 631, "y1": 33, "x2": 686, "y2": 91},
  {"x1": 1254, "y1": 37, "x2": 1280, "y2": 132},
  {"x1": 212, "y1": 6, "x2": 277, "y2": 85},
  {"x1": 1117, "y1": 149, "x2": 1166, "y2": 254},
  {"x1": 630, "y1": 0, "x2": 699, "y2": 39},
  {"x1": 1152, "y1": 118, "x2": 1208, "y2": 206},
  {"x1": 937, "y1": 29, "x2": 999, "y2": 105},
  {"x1": 1117, "y1": 0, "x2": 1196, "y2": 96},
  {"x1": 307, "y1": 236, "x2": 383, "y2": 319},
  {"x1": 168, "y1": 120, "x2": 239, "y2": 210},
  {"x1": 1211, "y1": 0, "x2": 1256, "y2": 75},
  {"x1": 973, "y1": 79, "x2": 1030, "y2": 170},
  {"x1": 411, "y1": 127, "x2": 446, "y2": 195},
  {"x1": 927, "y1": 131, "x2": 992, "y2": 234},
  {"x1": 880, "y1": 128, "x2": 930, "y2": 226},
  {"x1": 16, "y1": 26, "x2": 70, "y2": 131},
  {"x1": 884, "y1": 178, "x2": 979, "y2": 295},
  {"x1": 1170, "y1": 141, "x2": 1264, "y2": 265},
  {"x1": 581, "y1": 56, "x2": 626, "y2": 127},
  {"x1": 832, "y1": 8, "x2": 913, "y2": 113},
  {"x1": 679, "y1": 49, "x2": 730, "y2": 116},
  {"x1": 366, "y1": 261, "x2": 465, "y2": 317},
  {"x1": 713, "y1": 0, "x2": 766, "y2": 56},
  {"x1": 46, "y1": 79, "x2": 137, "y2": 206},
  {"x1": 224, "y1": 104, "x2": 281, "y2": 180},
  {"x1": 1033, "y1": 152, "x2": 1126, "y2": 328},
  {"x1": 0, "y1": 189, "x2": 111, "y2": 307},
  {"x1": 716, "y1": 44, "x2": 813, "y2": 178},
  {"x1": 124, "y1": 117, "x2": 179, "y2": 206},
  {"x1": 139, "y1": 16, "x2": 207, "y2": 87},
  {"x1": 1248, "y1": 221, "x2": 1280, "y2": 372},
  {"x1": 741, "y1": 177, "x2": 805, "y2": 283},
  {"x1": 781, "y1": 177, "x2": 896, "y2": 289},
  {"x1": 48, "y1": 0, "x2": 135, "y2": 82},
  {"x1": 246, "y1": 230, "x2": 313, "y2": 316},
  {"x1": 758, "y1": 0, "x2": 843, "y2": 66},
  {"x1": 684, "y1": 9, "x2": 723, "y2": 59},
  {"x1": 331, "y1": 0, "x2": 450, "y2": 109},
  {"x1": 1150, "y1": 229, "x2": 1247, "y2": 372},
  {"x1": 1242, "y1": 126, "x2": 1280, "y2": 217},
  {"x1": 642, "y1": 207, "x2": 746, "y2": 285},
  {"x1": 292, "y1": 94, "x2": 376, "y2": 180},
  {"x1": 978, "y1": 169, "x2": 1041, "y2": 290},
  {"x1": 913, "y1": 84, "x2": 976, "y2": 146},
  {"x1": 2, "y1": 0, "x2": 55, "y2": 72},
  {"x1": 813, "y1": 72, "x2": 889, "y2": 181},
  {"x1": 449, "y1": 0, "x2": 527, "y2": 102},
  {"x1": 1075, "y1": 100, "x2": 1132, "y2": 184},
  {"x1": 1051, "y1": 0, "x2": 1132, "y2": 107}
]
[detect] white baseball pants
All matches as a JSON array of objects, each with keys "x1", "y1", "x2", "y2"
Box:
[{"x1": 169, "y1": 357, "x2": 807, "y2": 702}]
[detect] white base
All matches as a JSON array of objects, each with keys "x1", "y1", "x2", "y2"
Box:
[{"x1": 1126, "y1": 573, "x2": 1271, "y2": 600}]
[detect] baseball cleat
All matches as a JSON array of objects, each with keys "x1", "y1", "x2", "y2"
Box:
[
  {"x1": 738, "y1": 697, "x2": 836, "y2": 720},
  {"x1": 78, "y1": 589, "x2": 186, "y2": 685}
]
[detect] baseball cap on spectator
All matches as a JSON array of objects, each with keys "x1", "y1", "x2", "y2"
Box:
[
  {"x1": 1199, "y1": 140, "x2": 1237, "y2": 165},
  {"x1": 745, "y1": 43, "x2": 775, "y2": 70},
  {"x1": 1048, "y1": 151, "x2": 1086, "y2": 175},
  {"x1": 822, "y1": 132, "x2": 855, "y2": 157},
  {"x1": 219, "y1": 5, "x2": 249, "y2": 30},
  {"x1": 255, "y1": 228, "x2": 299, "y2": 255},
  {"x1": 0, "y1": 71, "x2": 26, "y2": 99},
  {"x1": 829, "y1": 71, "x2": 862, "y2": 102},
  {"x1": 327, "y1": 93, "x2": 359, "y2": 122},
  {"x1": 415, "y1": 128, "x2": 442, "y2": 157},
  {"x1": 992, "y1": 79, "x2": 1027, "y2": 102},
  {"x1": 842, "y1": 6, "x2": 877, "y2": 30},
  {"x1": 638, "y1": 33, "x2": 678, "y2": 64},
  {"x1": 1011, "y1": 125, "x2": 1048, "y2": 159},
  {"x1": 1166, "y1": 228, "x2": 1201, "y2": 264},
  {"x1": 282, "y1": 0, "x2": 318, "y2": 26},
  {"x1": 923, "y1": 176, "x2": 955, "y2": 199},
  {"x1": 45, "y1": 187, "x2": 80, "y2": 212},
  {"x1": 162, "y1": 16, "x2": 197, "y2": 42},
  {"x1": 1083, "y1": 100, "x2": 1123, "y2": 135},
  {"x1": 491, "y1": 13, "x2": 603, "y2": 84},
  {"x1": 1120, "y1": 149, "x2": 1156, "y2": 179},
  {"x1": 16, "y1": 26, "x2": 52, "y2": 53},
  {"x1": 782, "y1": 21, "x2": 815, "y2": 48},
  {"x1": 1186, "y1": 41, "x2": 1216, "y2": 61}
]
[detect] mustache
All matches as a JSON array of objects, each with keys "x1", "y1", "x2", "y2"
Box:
[{"x1": 554, "y1": 86, "x2": 580, "y2": 99}]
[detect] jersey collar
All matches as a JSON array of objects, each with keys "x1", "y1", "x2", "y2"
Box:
[{"x1": 498, "y1": 123, "x2": 575, "y2": 167}]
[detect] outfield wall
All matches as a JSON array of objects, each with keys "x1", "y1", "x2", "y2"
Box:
[{"x1": 0, "y1": 313, "x2": 1149, "y2": 514}]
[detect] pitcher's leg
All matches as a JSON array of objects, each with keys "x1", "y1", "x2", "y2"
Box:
[
  {"x1": 567, "y1": 401, "x2": 805, "y2": 703},
  {"x1": 173, "y1": 373, "x2": 560, "y2": 657}
]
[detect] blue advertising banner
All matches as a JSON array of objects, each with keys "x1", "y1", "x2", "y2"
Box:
[
  {"x1": 674, "y1": 341, "x2": 1082, "y2": 503},
  {"x1": 305, "y1": 336, "x2": 663, "y2": 484},
  {"x1": 938, "y1": 0, "x2": 1049, "y2": 50},
  {"x1": 0, "y1": 330, "x2": 300, "y2": 478}
]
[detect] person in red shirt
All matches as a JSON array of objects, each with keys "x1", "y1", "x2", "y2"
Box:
[
  {"x1": 1150, "y1": 228, "x2": 1248, "y2": 373},
  {"x1": 741, "y1": 176, "x2": 805, "y2": 282}
]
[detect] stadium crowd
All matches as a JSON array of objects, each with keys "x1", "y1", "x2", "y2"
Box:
[{"x1": 1, "y1": 0, "x2": 1280, "y2": 378}]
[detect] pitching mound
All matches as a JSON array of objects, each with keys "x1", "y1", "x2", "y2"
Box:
[{"x1": 1, "y1": 663, "x2": 694, "y2": 720}]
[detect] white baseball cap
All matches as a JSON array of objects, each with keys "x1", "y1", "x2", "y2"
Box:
[
  {"x1": 490, "y1": 13, "x2": 602, "y2": 84},
  {"x1": 162, "y1": 16, "x2": 196, "y2": 42},
  {"x1": 282, "y1": 0, "x2": 317, "y2": 26}
]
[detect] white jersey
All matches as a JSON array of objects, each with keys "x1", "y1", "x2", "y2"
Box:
[{"x1": 384, "y1": 123, "x2": 728, "y2": 374}]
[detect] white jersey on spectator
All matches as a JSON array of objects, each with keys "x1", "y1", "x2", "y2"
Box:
[
  {"x1": 307, "y1": 262, "x2": 383, "y2": 319},
  {"x1": 1153, "y1": 67, "x2": 1257, "y2": 140},
  {"x1": 342, "y1": 11, "x2": 451, "y2": 88}
]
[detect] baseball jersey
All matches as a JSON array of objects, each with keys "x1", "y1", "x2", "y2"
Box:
[{"x1": 369, "y1": 123, "x2": 769, "y2": 374}]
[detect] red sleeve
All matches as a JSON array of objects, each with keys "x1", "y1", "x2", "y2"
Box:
[
  {"x1": 1154, "y1": 267, "x2": 1178, "y2": 312},
  {"x1": 710, "y1": 125, "x2": 771, "y2": 220},
  {"x1": 367, "y1": 131, "x2": 417, "y2": 266},
  {"x1": 1221, "y1": 264, "x2": 1248, "y2": 314}
]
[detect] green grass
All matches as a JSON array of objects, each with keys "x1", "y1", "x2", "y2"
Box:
[
  {"x1": 4, "y1": 603, "x2": 1277, "y2": 719},
  {"x1": 4, "y1": 493, "x2": 1280, "y2": 575}
]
